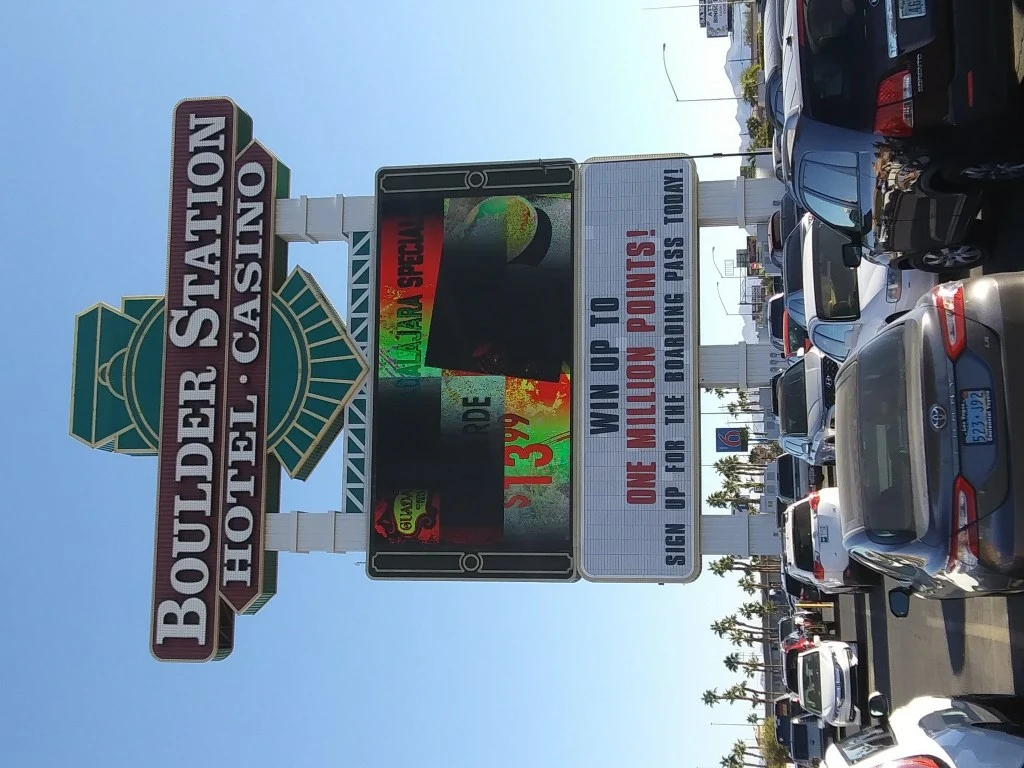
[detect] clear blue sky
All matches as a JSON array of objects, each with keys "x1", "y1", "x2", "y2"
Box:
[{"x1": 0, "y1": 1, "x2": 762, "y2": 766}]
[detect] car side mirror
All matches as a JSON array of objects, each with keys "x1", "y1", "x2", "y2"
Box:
[
  {"x1": 868, "y1": 692, "x2": 890, "y2": 719},
  {"x1": 888, "y1": 586, "x2": 912, "y2": 618},
  {"x1": 811, "y1": 634, "x2": 821, "y2": 645},
  {"x1": 842, "y1": 242, "x2": 862, "y2": 268}
]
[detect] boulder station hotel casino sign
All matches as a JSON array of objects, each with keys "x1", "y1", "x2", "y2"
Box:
[{"x1": 69, "y1": 98, "x2": 367, "y2": 662}]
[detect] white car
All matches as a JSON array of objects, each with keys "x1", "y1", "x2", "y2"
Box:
[
  {"x1": 796, "y1": 213, "x2": 935, "y2": 364},
  {"x1": 797, "y1": 638, "x2": 860, "y2": 728},
  {"x1": 825, "y1": 692, "x2": 1024, "y2": 767},
  {"x1": 775, "y1": 346, "x2": 835, "y2": 465},
  {"x1": 783, "y1": 490, "x2": 873, "y2": 595}
]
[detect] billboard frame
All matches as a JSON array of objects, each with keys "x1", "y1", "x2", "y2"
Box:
[
  {"x1": 573, "y1": 153, "x2": 703, "y2": 584},
  {"x1": 366, "y1": 158, "x2": 580, "y2": 582}
]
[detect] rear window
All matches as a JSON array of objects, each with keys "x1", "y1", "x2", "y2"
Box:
[
  {"x1": 769, "y1": 295, "x2": 785, "y2": 339},
  {"x1": 797, "y1": 0, "x2": 872, "y2": 131},
  {"x1": 778, "y1": 362, "x2": 809, "y2": 436},
  {"x1": 791, "y1": 725, "x2": 810, "y2": 759},
  {"x1": 790, "y1": 502, "x2": 814, "y2": 571},
  {"x1": 769, "y1": 211, "x2": 782, "y2": 253},
  {"x1": 783, "y1": 227, "x2": 804, "y2": 294},
  {"x1": 810, "y1": 222, "x2": 860, "y2": 321},
  {"x1": 836, "y1": 328, "x2": 917, "y2": 543},
  {"x1": 777, "y1": 454, "x2": 796, "y2": 499},
  {"x1": 784, "y1": 311, "x2": 809, "y2": 357}
]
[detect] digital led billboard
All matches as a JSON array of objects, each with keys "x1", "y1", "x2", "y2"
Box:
[{"x1": 369, "y1": 161, "x2": 577, "y2": 580}]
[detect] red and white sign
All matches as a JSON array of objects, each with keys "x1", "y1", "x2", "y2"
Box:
[{"x1": 576, "y1": 155, "x2": 701, "y2": 583}]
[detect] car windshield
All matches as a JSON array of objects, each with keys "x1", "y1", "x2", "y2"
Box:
[
  {"x1": 778, "y1": 362, "x2": 808, "y2": 436},
  {"x1": 836, "y1": 327, "x2": 918, "y2": 543},
  {"x1": 798, "y1": 0, "x2": 872, "y2": 131},
  {"x1": 789, "y1": 501, "x2": 814, "y2": 571},
  {"x1": 837, "y1": 725, "x2": 896, "y2": 765},
  {"x1": 800, "y1": 651, "x2": 824, "y2": 713},
  {"x1": 810, "y1": 222, "x2": 860, "y2": 321}
]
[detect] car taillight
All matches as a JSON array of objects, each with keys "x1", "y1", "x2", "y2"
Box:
[
  {"x1": 813, "y1": 559, "x2": 825, "y2": 580},
  {"x1": 931, "y1": 282, "x2": 967, "y2": 360},
  {"x1": 889, "y1": 758, "x2": 945, "y2": 768},
  {"x1": 808, "y1": 492, "x2": 820, "y2": 512},
  {"x1": 795, "y1": 0, "x2": 806, "y2": 45},
  {"x1": 947, "y1": 476, "x2": 980, "y2": 571},
  {"x1": 874, "y1": 70, "x2": 914, "y2": 137}
]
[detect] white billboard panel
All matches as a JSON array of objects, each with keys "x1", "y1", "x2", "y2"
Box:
[
  {"x1": 576, "y1": 155, "x2": 701, "y2": 583},
  {"x1": 705, "y1": 1, "x2": 730, "y2": 38}
]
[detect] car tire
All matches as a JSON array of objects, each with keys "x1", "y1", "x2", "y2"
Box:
[{"x1": 907, "y1": 244, "x2": 989, "y2": 273}]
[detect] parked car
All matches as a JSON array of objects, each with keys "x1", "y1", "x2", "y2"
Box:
[
  {"x1": 779, "y1": 0, "x2": 1022, "y2": 272},
  {"x1": 762, "y1": 0, "x2": 784, "y2": 132},
  {"x1": 776, "y1": 346, "x2": 836, "y2": 465},
  {"x1": 833, "y1": 275, "x2": 1024, "y2": 613},
  {"x1": 775, "y1": 694, "x2": 830, "y2": 768},
  {"x1": 769, "y1": 193, "x2": 807, "y2": 269},
  {"x1": 796, "y1": 213, "x2": 935, "y2": 363},
  {"x1": 797, "y1": 638, "x2": 861, "y2": 727},
  {"x1": 768, "y1": 292, "x2": 786, "y2": 351},
  {"x1": 783, "y1": 491, "x2": 873, "y2": 594},
  {"x1": 783, "y1": 225, "x2": 806, "y2": 326},
  {"x1": 824, "y1": 692, "x2": 1024, "y2": 768}
]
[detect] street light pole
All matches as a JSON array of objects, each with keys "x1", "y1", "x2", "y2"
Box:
[
  {"x1": 662, "y1": 43, "x2": 748, "y2": 103},
  {"x1": 715, "y1": 282, "x2": 744, "y2": 316}
]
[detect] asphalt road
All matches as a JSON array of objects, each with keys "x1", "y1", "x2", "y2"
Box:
[{"x1": 833, "y1": 587, "x2": 1024, "y2": 729}]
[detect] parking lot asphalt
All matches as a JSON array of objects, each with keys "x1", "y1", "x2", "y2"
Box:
[{"x1": 834, "y1": 587, "x2": 1024, "y2": 727}]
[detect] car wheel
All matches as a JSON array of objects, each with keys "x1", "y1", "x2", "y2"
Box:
[
  {"x1": 960, "y1": 160, "x2": 1024, "y2": 183},
  {"x1": 908, "y1": 245, "x2": 988, "y2": 273}
]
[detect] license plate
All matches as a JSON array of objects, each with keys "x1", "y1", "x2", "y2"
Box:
[
  {"x1": 899, "y1": 0, "x2": 926, "y2": 19},
  {"x1": 960, "y1": 389, "x2": 994, "y2": 445}
]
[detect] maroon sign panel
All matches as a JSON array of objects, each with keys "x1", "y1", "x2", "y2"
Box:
[
  {"x1": 152, "y1": 98, "x2": 239, "y2": 662},
  {"x1": 218, "y1": 141, "x2": 278, "y2": 614}
]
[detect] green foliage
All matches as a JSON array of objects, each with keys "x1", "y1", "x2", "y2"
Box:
[
  {"x1": 746, "y1": 113, "x2": 774, "y2": 149},
  {"x1": 739, "y1": 64, "x2": 762, "y2": 104},
  {"x1": 757, "y1": 718, "x2": 791, "y2": 768}
]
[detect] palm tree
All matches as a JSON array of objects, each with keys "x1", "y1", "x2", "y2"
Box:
[
  {"x1": 724, "y1": 651, "x2": 743, "y2": 674},
  {"x1": 710, "y1": 556, "x2": 740, "y2": 577},
  {"x1": 739, "y1": 600, "x2": 781, "y2": 621},
  {"x1": 703, "y1": 387, "x2": 730, "y2": 400},
  {"x1": 745, "y1": 712, "x2": 762, "y2": 725},
  {"x1": 722, "y1": 682, "x2": 768, "y2": 707},
  {"x1": 706, "y1": 488, "x2": 759, "y2": 510},
  {"x1": 711, "y1": 616, "x2": 739, "y2": 637},
  {"x1": 748, "y1": 442, "x2": 782, "y2": 464},
  {"x1": 702, "y1": 688, "x2": 723, "y2": 707},
  {"x1": 737, "y1": 574, "x2": 773, "y2": 595}
]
